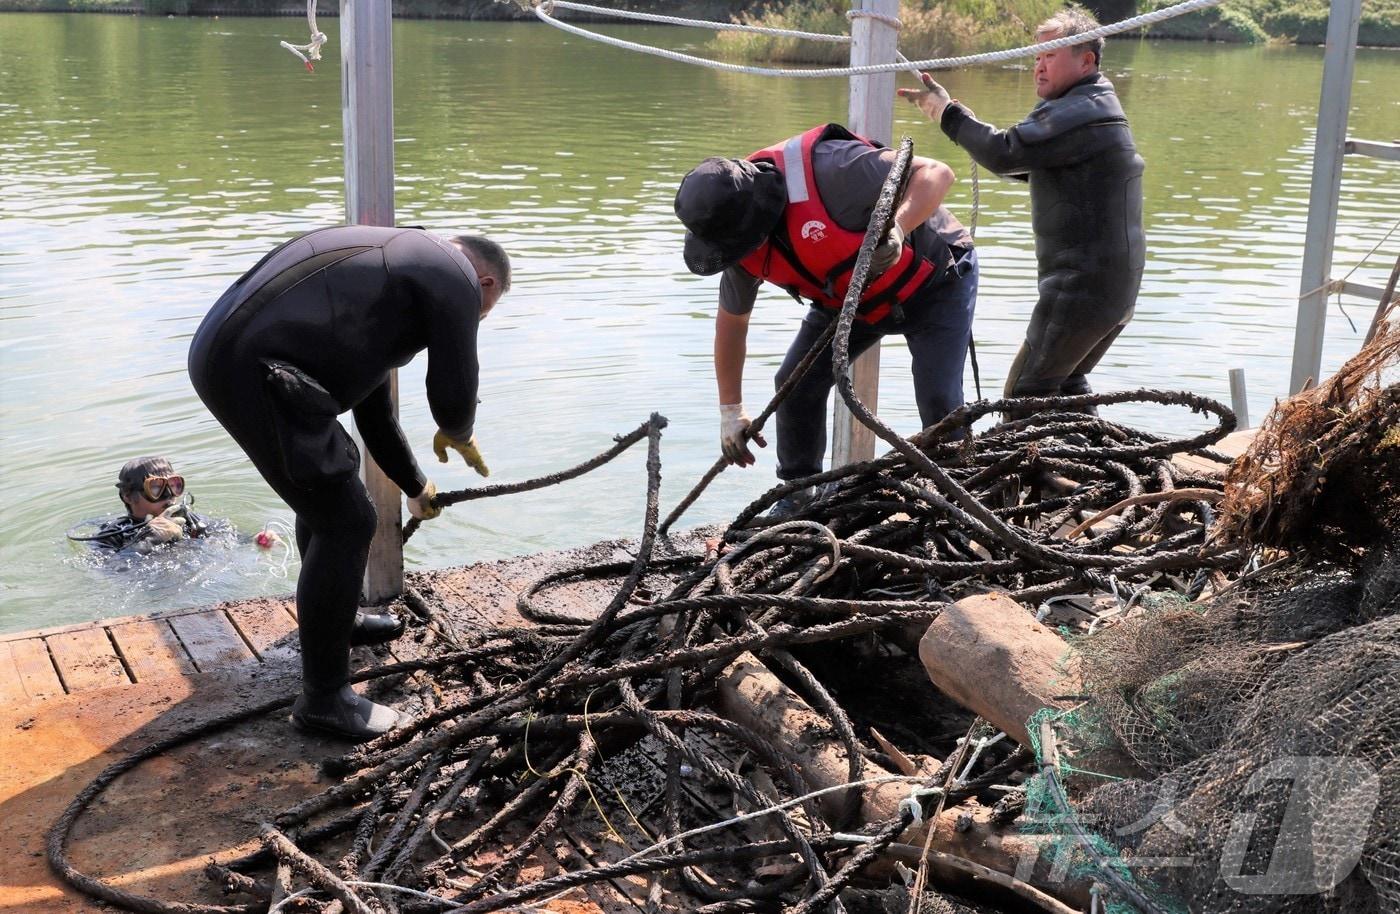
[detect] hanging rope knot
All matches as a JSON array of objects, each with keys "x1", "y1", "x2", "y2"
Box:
[
  {"x1": 280, "y1": 0, "x2": 327, "y2": 71},
  {"x1": 845, "y1": 9, "x2": 903, "y2": 30}
]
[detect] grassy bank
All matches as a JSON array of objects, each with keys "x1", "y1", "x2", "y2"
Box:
[
  {"x1": 714, "y1": 0, "x2": 1400, "y2": 54},
  {"x1": 1140, "y1": 0, "x2": 1400, "y2": 45},
  {"x1": 1, "y1": 0, "x2": 1396, "y2": 46}
]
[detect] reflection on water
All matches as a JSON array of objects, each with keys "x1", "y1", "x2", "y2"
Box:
[
  {"x1": 63, "y1": 518, "x2": 300, "y2": 617},
  {"x1": 0, "y1": 14, "x2": 1396, "y2": 631}
]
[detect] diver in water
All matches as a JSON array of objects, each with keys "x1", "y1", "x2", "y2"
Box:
[{"x1": 85, "y1": 456, "x2": 210, "y2": 553}]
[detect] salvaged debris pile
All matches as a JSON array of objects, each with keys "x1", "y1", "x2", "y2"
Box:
[
  {"x1": 46, "y1": 382, "x2": 1266, "y2": 914},
  {"x1": 1028, "y1": 317, "x2": 1400, "y2": 914}
]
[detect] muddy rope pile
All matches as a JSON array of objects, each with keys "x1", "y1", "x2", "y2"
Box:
[{"x1": 48, "y1": 138, "x2": 1248, "y2": 914}]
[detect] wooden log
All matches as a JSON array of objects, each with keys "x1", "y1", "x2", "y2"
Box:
[
  {"x1": 919, "y1": 594, "x2": 1080, "y2": 747},
  {"x1": 718, "y1": 653, "x2": 911, "y2": 823}
]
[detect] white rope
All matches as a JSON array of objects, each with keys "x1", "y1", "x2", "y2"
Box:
[
  {"x1": 1297, "y1": 213, "x2": 1400, "y2": 300},
  {"x1": 267, "y1": 880, "x2": 452, "y2": 913},
  {"x1": 280, "y1": 0, "x2": 328, "y2": 72},
  {"x1": 532, "y1": 0, "x2": 1228, "y2": 78},
  {"x1": 540, "y1": 0, "x2": 851, "y2": 41},
  {"x1": 953, "y1": 731, "x2": 1006, "y2": 786},
  {"x1": 616, "y1": 773, "x2": 937, "y2": 865}
]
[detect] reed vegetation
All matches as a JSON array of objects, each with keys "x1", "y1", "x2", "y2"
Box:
[{"x1": 713, "y1": 0, "x2": 1065, "y2": 64}]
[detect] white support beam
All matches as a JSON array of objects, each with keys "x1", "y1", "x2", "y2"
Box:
[
  {"x1": 831, "y1": 0, "x2": 900, "y2": 467},
  {"x1": 1345, "y1": 138, "x2": 1400, "y2": 161},
  {"x1": 341, "y1": 0, "x2": 402, "y2": 603},
  {"x1": 1289, "y1": 0, "x2": 1364, "y2": 395},
  {"x1": 1337, "y1": 280, "x2": 1391, "y2": 302}
]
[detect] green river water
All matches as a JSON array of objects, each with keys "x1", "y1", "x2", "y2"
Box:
[{"x1": 0, "y1": 13, "x2": 1396, "y2": 631}]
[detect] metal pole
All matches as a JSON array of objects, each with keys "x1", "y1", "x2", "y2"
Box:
[
  {"x1": 341, "y1": 0, "x2": 403, "y2": 603},
  {"x1": 1289, "y1": 0, "x2": 1363, "y2": 395},
  {"x1": 831, "y1": 0, "x2": 900, "y2": 467},
  {"x1": 1228, "y1": 368, "x2": 1249, "y2": 429}
]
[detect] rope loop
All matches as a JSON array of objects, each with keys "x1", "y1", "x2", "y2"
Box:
[{"x1": 846, "y1": 9, "x2": 903, "y2": 30}]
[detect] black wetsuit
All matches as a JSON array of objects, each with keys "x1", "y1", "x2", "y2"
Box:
[
  {"x1": 90, "y1": 506, "x2": 209, "y2": 551},
  {"x1": 941, "y1": 73, "x2": 1145, "y2": 409},
  {"x1": 188, "y1": 225, "x2": 482, "y2": 696}
]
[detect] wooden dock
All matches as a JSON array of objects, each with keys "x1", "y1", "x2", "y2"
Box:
[{"x1": 0, "y1": 538, "x2": 667, "y2": 914}]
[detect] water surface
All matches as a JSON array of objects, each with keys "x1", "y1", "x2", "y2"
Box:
[{"x1": 1, "y1": 14, "x2": 1396, "y2": 631}]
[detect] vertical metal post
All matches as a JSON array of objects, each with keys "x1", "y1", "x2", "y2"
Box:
[
  {"x1": 341, "y1": 0, "x2": 402, "y2": 603},
  {"x1": 1289, "y1": 0, "x2": 1363, "y2": 395},
  {"x1": 1228, "y1": 368, "x2": 1249, "y2": 429},
  {"x1": 831, "y1": 0, "x2": 900, "y2": 467}
]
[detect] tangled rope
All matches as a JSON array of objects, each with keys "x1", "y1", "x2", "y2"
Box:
[{"x1": 48, "y1": 138, "x2": 1246, "y2": 914}]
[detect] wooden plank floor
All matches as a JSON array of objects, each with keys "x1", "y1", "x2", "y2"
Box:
[
  {"x1": 0, "y1": 544, "x2": 670, "y2": 914},
  {"x1": 1172, "y1": 428, "x2": 1256, "y2": 477},
  {"x1": 0, "y1": 599, "x2": 299, "y2": 704}
]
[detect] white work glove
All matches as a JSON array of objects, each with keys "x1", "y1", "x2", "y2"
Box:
[
  {"x1": 408, "y1": 480, "x2": 441, "y2": 521},
  {"x1": 870, "y1": 223, "x2": 906, "y2": 277},
  {"x1": 896, "y1": 71, "x2": 954, "y2": 123},
  {"x1": 144, "y1": 510, "x2": 186, "y2": 545},
  {"x1": 719, "y1": 403, "x2": 766, "y2": 467}
]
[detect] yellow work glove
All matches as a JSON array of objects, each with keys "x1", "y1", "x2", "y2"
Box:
[
  {"x1": 433, "y1": 431, "x2": 490, "y2": 477},
  {"x1": 408, "y1": 480, "x2": 441, "y2": 521}
]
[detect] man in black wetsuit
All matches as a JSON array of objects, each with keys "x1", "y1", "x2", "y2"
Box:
[
  {"x1": 188, "y1": 226, "x2": 510, "y2": 741},
  {"x1": 900, "y1": 7, "x2": 1144, "y2": 415}
]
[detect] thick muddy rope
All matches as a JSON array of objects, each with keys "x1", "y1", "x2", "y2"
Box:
[
  {"x1": 44, "y1": 637, "x2": 538, "y2": 914},
  {"x1": 404, "y1": 415, "x2": 665, "y2": 543}
]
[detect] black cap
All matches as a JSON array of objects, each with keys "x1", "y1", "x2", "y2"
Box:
[
  {"x1": 675, "y1": 157, "x2": 788, "y2": 276},
  {"x1": 116, "y1": 456, "x2": 174, "y2": 491}
]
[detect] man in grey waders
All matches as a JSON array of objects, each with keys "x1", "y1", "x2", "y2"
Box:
[
  {"x1": 900, "y1": 7, "x2": 1144, "y2": 416},
  {"x1": 188, "y1": 226, "x2": 509, "y2": 741}
]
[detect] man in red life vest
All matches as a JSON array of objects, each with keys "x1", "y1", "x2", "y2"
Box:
[{"x1": 675, "y1": 124, "x2": 978, "y2": 514}]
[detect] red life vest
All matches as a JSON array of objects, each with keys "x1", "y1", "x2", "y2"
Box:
[{"x1": 737, "y1": 124, "x2": 938, "y2": 324}]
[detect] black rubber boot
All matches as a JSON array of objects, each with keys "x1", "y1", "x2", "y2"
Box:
[
  {"x1": 766, "y1": 486, "x2": 815, "y2": 520},
  {"x1": 290, "y1": 684, "x2": 402, "y2": 742},
  {"x1": 350, "y1": 610, "x2": 406, "y2": 647}
]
